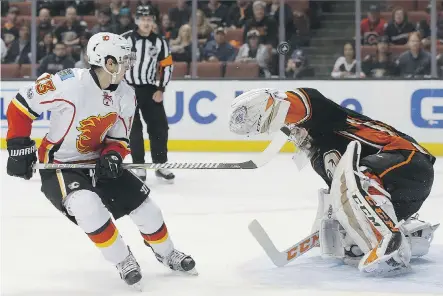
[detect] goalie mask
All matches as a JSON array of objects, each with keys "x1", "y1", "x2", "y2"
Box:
[{"x1": 229, "y1": 88, "x2": 290, "y2": 136}]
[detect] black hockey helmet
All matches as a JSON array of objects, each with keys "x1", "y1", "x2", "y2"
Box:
[{"x1": 135, "y1": 5, "x2": 155, "y2": 19}]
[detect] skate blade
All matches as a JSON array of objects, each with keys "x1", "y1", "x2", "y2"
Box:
[
  {"x1": 156, "y1": 176, "x2": 175, "y2": 184},
  {"x1": 186, "y1": 268, "x2": 198, "y2": 276},
  {"x1": 130, "y1": 281, "x2": 144, "y2": 292}
]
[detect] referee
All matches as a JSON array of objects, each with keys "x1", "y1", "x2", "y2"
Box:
[{"x1": 122, "y1": 5, "x2": 174, "y2": 182}]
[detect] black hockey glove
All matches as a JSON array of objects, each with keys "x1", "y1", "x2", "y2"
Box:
[
  {"x1": 7, "y1": 137, "x2": 37, "y2": 180},
  {"x1": 95, "y1": 151, "x2": 123, "y2": 180}
]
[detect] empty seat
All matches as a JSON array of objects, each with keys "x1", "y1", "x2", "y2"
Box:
[
  {"x1": 390, "y1": 45, "x2": 408, "y2": 57},
  {"x1": 81, "y1": 15, "x2": 98, "y2": 29},
  {"x1": 225, "y1": 28, "x2": 244, "y2": 44},
  {"x1": 1, "y1": 64, "x2": 20, "y2": 78},
  {"x1": 172, "y1": 62, "x2": 188, "y2": 78},
  {"x1": 18, "y1": 64, "x2": 37, "y2": 78},
  {"x1": 385, "y1": 0, "x2": 415, "y2": 11},
  {"x1": 11, "y1": 2, "x2": 32, "y2": 16},
  {"x1": 286, "y1": 0, "x2": 309, "y2": 12},
  {"x1": 361, "y1": 45, "x2": 377, "y2": 58},
  {"x1": 197, "y1": 62, "x2": 222, "y2": 78},
  {"x1": 380, "y1": 11, "x2": 428, "y2": 23},
  {"x1": 152, "y1": 0, "x2": 176, "y2": 15},
  {"x1": 224, "y1": 62, "x2": 259, "y2": 78}
]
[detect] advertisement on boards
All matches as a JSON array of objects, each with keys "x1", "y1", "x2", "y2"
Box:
[{"x1": 1, "y1": 80, "x2": 442, "y2": 154}]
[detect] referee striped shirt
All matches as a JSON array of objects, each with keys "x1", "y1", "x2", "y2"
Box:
[{"x1": 121, "y1": 30, "x2": 173, "y2": 91}]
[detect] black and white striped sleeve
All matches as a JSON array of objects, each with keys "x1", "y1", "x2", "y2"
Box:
[{"x1": 157, "y1": 38, "x2": 173, "y2": 92}]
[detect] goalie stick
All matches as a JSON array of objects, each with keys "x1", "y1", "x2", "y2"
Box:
[
  {"x1": 248, "y1": 219, "x2": 319, "y2": 267},
  {"x1": 34, "y1": 126, "x2": 291, "y2": 170}
]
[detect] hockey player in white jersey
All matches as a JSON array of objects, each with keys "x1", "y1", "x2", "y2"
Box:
[
  {"x1": 229, "y1": 88, "x2": 438, "y2": 276},
  {"x1": 6, "y1": 32, "x2": 196, "y2": 287}
]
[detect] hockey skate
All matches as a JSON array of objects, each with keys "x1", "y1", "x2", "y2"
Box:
[
  {"x1": 155, "y1": 249, "x2": 197, "y2": 275},
  {"x1": 155, "y1": 168, "x2": 175, "y2": 183},
  {"x1": 116, "y1": 248, "x2": 143, "y2": 288},
  {"x1": 401, "y1": 214, "x2": 440, "y2": 257}
]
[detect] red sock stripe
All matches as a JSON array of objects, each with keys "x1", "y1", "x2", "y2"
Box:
[
  {"x1": 141, "y1": 223, "x2": 168, "y2": 242},
  {"x1": 87, "y1": 219, "x2": 117, "y2": 244}
]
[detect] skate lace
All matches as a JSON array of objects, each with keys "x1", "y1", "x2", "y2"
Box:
[
  {"x1": 118, "y1": 253, "x2": 139, "y2": 276},
  {"x1": 166, "y1": 250, "x2": 187, "y2": 270}
]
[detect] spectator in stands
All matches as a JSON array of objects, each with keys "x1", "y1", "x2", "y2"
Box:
[
  {"x1": 331, "y1": 42, "x2": 365, "y2": 78},
  {"x1": 37, "y1": 8, "x2": 54, "y2": 43},
  {"x1": 204, "y1": 0, "x2": 230, "y2": 28},
  {"x1": 64, "y1": 0, "x2": 95, "y2": 16},
  {"x1": 285, "y1": 49, "x2": 315, "y2": 79},
  {"x1": 243, "y1": 1, "x2": 278, "y2": 47},
  {"x1": 395, "y1": 32, "x2": 431, "y2": 78},
  {"x1": 91, "y1": 8, "x2": 116, "y2": 35},
  {"x1": 170, "y1": 24, "x2": 192, "y2": 63},
  {"x1": 437, "y1": 53, "x2": 443, "y2": 77},
  {"x1": 37, "y1": 32, "x2": 54, "y2": 62},
  {"x1": 227, "y1": 0, "x2": 253, "y2": 29},
  {"x1": 195, "y1": 9, "x2": 213, "y2": 45},
  {"x1": 37, "y1": 42, "x2": 76, "y2": 76},
  {"x1": 267, "y1": 0, "x2": 293, "y2": 40},
  {"x1": 417, "y1": 2, "x2": 443, "y2": 45},
  {"x1": 362, "y1": 36, "x2": 396, "y2": 78},
  {"x1": 236, "y1": 29, "x2": 271, "y2": 77},
  {"x1": 288, "y1": 10, "x2": 310, "y2": 48},
  {"x1": 115, "y1": 7, "x2": 136, "y2": 35},
  {"x1": 3, "y1": 25, "x2": 31, "y2": 64},
  {"x1": 75, "y1": 48, "x2": 89, "y2": 69},
  {"x1": 54, "y1": 6, "x2": 86, "y2": 46},
  {"x1": 1, "y1": 6, "x2": 20, "y2": 44},
  {"x1": 1, "y1": 38, "x2": 8, "y2": 62},
  {"x1": 160, "y1": 14, "x2": 178, "y2": 42},
  {"x1": 360, "y1": 4, "x2": 386, "y2": 45},
  {"x1": 110, "y1": 0, "x2": 125, "y2": 25},
  {"x1": 168, "y1": 0, "x2": 191, "y2": 30},
  {"x1": 1, "y1": 1, "x2": 9, "y2": 17},
  {"x1": 203, "y1": 27, "x2": 236, "y2": 62},
  {"x1": 37, "y1": 0, "x2": 65, "y2": 16},
  {"x1": 384, "y1": 8, "x2": 415, "y2": 45}
]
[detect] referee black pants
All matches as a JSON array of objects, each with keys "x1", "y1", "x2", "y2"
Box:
[{"x1": 130, "y1": 84, "x2": 169, "y2": 164}]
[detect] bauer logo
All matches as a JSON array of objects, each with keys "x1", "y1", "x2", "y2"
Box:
[{"x1": 411, "y1": 89, "x2": 443, "y2": 128}]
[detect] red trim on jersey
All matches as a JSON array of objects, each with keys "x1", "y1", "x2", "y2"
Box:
[
  {"x1": 118, "y1": 116, "x2": 128, "y2": 134},
  {"x1": 6, "y1": 102, "x2": 33, "y2": 139},
  {"x1": 102, "y1": 143, "x2": 130, "y2": 159},
  {"x1": 38, "y1": 99, "x2": 76, "y2": 163},
  {"x1": 40, "y1": 99, "x2": 76, "y2": 143}
]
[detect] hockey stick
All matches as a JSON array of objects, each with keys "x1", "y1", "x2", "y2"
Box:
[
  {"x1": 248, "y1": 219, "x2": 319, "y2": 267},
  {"x1": 34, "y1": 126, "x2": 291, "y2": 170}
]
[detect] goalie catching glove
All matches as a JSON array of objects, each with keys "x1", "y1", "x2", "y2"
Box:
[
  {"x1": 229, "y1": 88, "x2": 290, "y2": 136},
  {"x1": 7, "y1": 137, "x2": 37, "y2": 180}
]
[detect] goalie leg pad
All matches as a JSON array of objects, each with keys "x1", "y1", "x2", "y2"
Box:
[{"x1": 330, "y1": 141, "x2": 411, "y2": 275}]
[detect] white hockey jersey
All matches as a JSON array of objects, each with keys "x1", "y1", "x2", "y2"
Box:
[{"x1": 6, "y1": 68, "x2": 136, "y2": 163}]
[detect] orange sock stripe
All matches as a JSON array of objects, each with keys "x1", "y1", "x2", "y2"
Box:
[
  {"x1": 87, "y1": 219, "x2": 119, "y2": 247},
  {"x1": 141, "y1": 223, "x2": 168, "y2": 244}
]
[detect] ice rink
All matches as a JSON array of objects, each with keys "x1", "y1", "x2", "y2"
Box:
[{"x1": 1, "y1": 151, "x2": 442, "y2": 296}]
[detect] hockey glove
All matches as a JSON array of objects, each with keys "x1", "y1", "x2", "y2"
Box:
[
  {"x1": 95, "y1": 151, "x2": 123, "y2": 180},
  {"x1": 7, "y1": 137, "x2": 37, "y2": 180}
]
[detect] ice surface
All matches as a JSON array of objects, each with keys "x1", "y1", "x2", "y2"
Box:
[{"x1": 1, "y1": 152, "x2": 442, "y2": 296}]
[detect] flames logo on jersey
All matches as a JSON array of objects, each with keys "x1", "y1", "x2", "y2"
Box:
[{"x1": 76, "y1": 113, "x2": 118, "y2": 154}]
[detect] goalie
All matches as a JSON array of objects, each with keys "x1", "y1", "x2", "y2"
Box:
[{"x1": 229, "y1": 88, "x2": 438, "y2": 275}]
